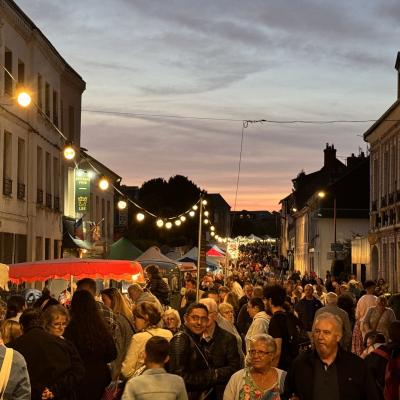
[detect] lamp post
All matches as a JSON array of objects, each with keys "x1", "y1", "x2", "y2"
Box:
[
  {"x1": 318, "y1": 191, "x2": 337, "y2": 259},
  {"x1": 196, "y1": 196, "x2": 204, "y2": 301}
]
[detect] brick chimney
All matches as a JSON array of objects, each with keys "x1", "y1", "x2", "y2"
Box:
[
  {"x1": 347, "y1": 152, "x2": 365, "y2": 169},
  {"x1": 395, "y1": 51, "x2": 400, "y2": 99},
  {"x1": 324, "y1": 143, "x2": 337, "y2": 169}
]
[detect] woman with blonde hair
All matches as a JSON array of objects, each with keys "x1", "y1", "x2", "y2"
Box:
[
  {"x1": 162, "y1": 308, "x2": 181, "y2": 334},
  {"x1": 0, "y1": 319, "x2": 22, "y2": 344},
  {"x1": 101, "y1": 287, "x2": 133, "y2": 321}
]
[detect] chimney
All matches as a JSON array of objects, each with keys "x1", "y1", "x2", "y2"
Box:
[
  {"x1": 347, "y1": 151, "x2": 366, "y2": 169},
  {"x1": 324, "y1": 143, "x2": 336, "y2": 169},
  {"x1": 395, "y1": 51, "x2": 400, "y2": 99}
]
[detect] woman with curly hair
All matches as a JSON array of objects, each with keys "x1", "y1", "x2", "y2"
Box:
[{"x1": 64, "y1": 290, "x2": 117, "y2": 400}]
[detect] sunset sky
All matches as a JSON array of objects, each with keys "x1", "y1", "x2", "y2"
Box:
[{"x1": 18, "y1": 0, "x2": 400, "y2": 210}]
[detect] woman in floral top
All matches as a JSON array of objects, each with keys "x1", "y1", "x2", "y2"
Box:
[{"x1": 223, "y1": 334, "x2": 286, "y2": 400}]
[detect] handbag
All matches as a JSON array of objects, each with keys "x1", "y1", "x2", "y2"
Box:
[
  {"x1": 0, "y1": 347, "x2": 13, "y2": 399},
  {"x1": 101, "y1": 380, "x2": 125, "y2": 400}
]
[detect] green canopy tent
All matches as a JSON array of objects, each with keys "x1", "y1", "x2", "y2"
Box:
[{"x1": 106, "y1": 237, "x2": 143, "y2": 260}]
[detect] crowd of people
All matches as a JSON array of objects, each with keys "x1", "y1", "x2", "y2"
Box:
[{"x1": 0, "y1": 256, "x2": 398, "y2": 399}]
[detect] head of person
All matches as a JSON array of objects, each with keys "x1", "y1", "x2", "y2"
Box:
[
  {"x1": 144, "y1": 336, "x2": 170, "y2": 367},
  {"x1": 199, "y1": 298, "x2": 218, "y2": 328},
  {"x1": 184, "y1": 302, "x2": 209, "y2": 336},
  {"x1": 133, "y1": 301, "x2": 161, "y2": 332},
  {"x1": 304, "y1": 284, "x2": 314, "y2": 299},
  {"x1": 364, "y1": 280, "x2": 376, "y2": 294},
  {"x1": 219, "y1": 302, "x2": 235, "y2": 323},
  {"x1": 325, "y1": 292, "x2": 338, "y2": 305},
  {"x1": 264, "y1": 284, "x2": 286, "y2": 308},
  {"x1": 6, "y1": 295, "x2": 27, "y2": 319},
  {"x1": 19, "y1": 308, "x2": 42, "y2": 333},
  {"x1": 377, "y1": 295, "x2": 388, "y2": 310},
  {"x1": 252, "y1": 286, "x2": 264, "y2": 299},
  {"x1": 41, "y1": 304, "x2": 70, "y2": 337},
  {"x1": 206, "y1": 290, "x2": 219, "y2": 304},
  {"x1": 185, "y1": 278, "x2": 196, "y2": 290},
  {"x1": 389, "y1": 320, "x2": 400, "y2": 344},
  {"x1": 248, "y1": 334, "x2": 277, "y2": 372},
  {"x1": 145, "y1": 264, "x2": 161, "y2": 280},
  {"x1": 247, "y1": 297, "x2": 265, "y2": 319},
  {"x1": 0, "y1": 319, "x2": 22, "y2": 344},
  {"x1": 163, "y1": 308, "x2": 181, "y2": 333},
  {"x1": 218, "y1": 286, "x2": 229, "y2": 303},
  {"x1": 185, "y1": 289, "x2": 197, "y2": 303},
  {"x1": 100, "y1": 287, "x2": 132, "y2": 319},
  {"x1": 243, "y1": 283, "x2": 254, "y2": 299},
  {"x1": 312, "y1": 312, "x2": 343, "y2": 359},
  {"x1": 364, "y1": 330, "x2": 386, "y2": 349},
  {"x1": 76, "y1": 277, "x2": 97, "y2": 297},
  {"x1": 128, "y1": 283, "x2": 144, "y2": 302}
]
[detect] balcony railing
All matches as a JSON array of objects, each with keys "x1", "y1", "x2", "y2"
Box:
[
  {"x1": 3, "y1": 178, "x2": 12, "y2": 196},
  {"x1": 389, "y1": 193, "x2": 395, "y2": 205},
  {"x1": 381, "y1": 195, "x2": 387, "y2": 207},
  {"x1": 17, "y1": 182, "x2": 25, "y2": 200},
  {"x1": 45, "y1": 193, "x2": 52, "y2": 209},
  {"x1": 54, "y1": 196, "x2": 60, "y2": 212},
  {"x1": 37, "y1": 189, "x2": 43, "y2": 205}
]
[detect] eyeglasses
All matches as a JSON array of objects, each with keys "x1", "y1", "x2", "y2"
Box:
[
  {"x1": 51, "y1": 322, "x2": 67, "y2": 328},
  {"x1": 248, "y1": 350, "x2": 274, "y2": 357},
  {"x1": 188, "y1": 315, "x2": 208, "y2": 323}
]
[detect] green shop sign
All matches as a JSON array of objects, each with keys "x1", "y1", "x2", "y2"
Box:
[{"x1": 75, "y1": 169, "x2": 90, "y2": 213}]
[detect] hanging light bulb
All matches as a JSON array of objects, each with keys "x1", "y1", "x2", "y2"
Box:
[
  {"x1": 17, "y1": 91, "x2": 31, "y2": 107},
  {"x1": 192, "y1": 205, "x2": 198, "y2": 211},
  {"x1": 165, "y1": 221, "x2": 172, "y2": 229},
  {"x1": 202, "y1": 199, "x2": 207, "y2": 205},
  {"x1": 211, "y1": 231, "x2": 215, "y2": 237},
  {"x1": 156, "y1": 219, "x2": 164, "y2": 228},
  {"x1": 117, "y1": 200, "x2": 127, "y2": 210},
  {"x1": 189, "y1": 211, "x2": 195, "y2": 217},
  {"x1": 204, "y1": 211, "x2": 209, "y2": 217},
  {"x1": 63, "y1": 144, "x2": 76, "y2": 160},
  {"x1": 203, "y1": 219, "x2": 209, "y2": 225},
  {"x1": 180, "y1": 215, "x2": 186, "y2": 222},
  {"x1": 136, "y1": 213, "x2": 145, "y2": 222},
  {"x1": 99, "y1": 177, "x2": 109, "y2": 190},
  {"x1": 215, "y1": 235, "x2": 219, "y2": 239},
  {"x1": 210, "y1": 226, "x2": 215, "y2": 231},
  {"x1": 175, "y1": 220, "x2": 181, "y2": 226}
]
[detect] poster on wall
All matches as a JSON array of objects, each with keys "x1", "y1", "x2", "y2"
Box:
[{"x1": 75, "y1": 169, "x2": 90, "y2": 214}]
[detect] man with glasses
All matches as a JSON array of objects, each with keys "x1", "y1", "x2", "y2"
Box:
[{"x1": 284, "y1": 312, "x2": 379, "y2": 400}]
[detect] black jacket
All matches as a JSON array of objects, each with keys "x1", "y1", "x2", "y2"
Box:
[
  {"x1": 147, "y1": 277, "x2": 170, "y2": 305},
  {"x1": 283, "y1": 347, "x2": 380, "y2": 400},
  {"x1": 169, "y1": 326, "x2": 216, "y2": 400},
  {"x1": 294, "y1": 297, "x2": 322, "y2": 331},
  {"x1": 200, "y1": 324, "x2": 241, "y2": 400},
  {"x1": 9, "y1": 327, "x2": 85, "y2": 400}
]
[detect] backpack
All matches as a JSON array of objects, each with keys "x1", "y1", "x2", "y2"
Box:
[
  {"x1": 374, "y1": 347, "x2": 400, "y2": 400},
  {"x1": 284, "y1": 312, "x2": 311, "y2": 358}
]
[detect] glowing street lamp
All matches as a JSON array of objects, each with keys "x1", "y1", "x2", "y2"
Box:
[
  {"x1": 117, "y1": 200, "x2": 127, "y2": 210},
  {"x1": 63, "y1": 145, "x2": 76, "y2": 160},
  {"x1": 17, "y1": 91, "x2": 31, "y2": 107},
  {"x1": 98, "y1": 177, "x2": 109, "y2": 190}
]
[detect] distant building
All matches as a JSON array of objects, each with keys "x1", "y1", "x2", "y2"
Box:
[
  {"x1": 231, "y1": 210, "x2": 280, "y2": 238},
  {"x1": 280, "y1": 144, "x2": 370, "y2": 278},
  {"x1": 363, "y1": 51, "x2": 400, "y2": 291},
  {"x1": 208, "y1": 193, "x2": 231, "y2": 237}
]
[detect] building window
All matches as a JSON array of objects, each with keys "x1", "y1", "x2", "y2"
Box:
[
  {"x1": 45, "y1": 82, "x2": 50, "y2": 117},
  {"x1": 37, "y1": 146, "x2": 43, "y2": 204},
  {"x1": 53, "y1": 240, "x2": 60, "y2": 259},
  {"x1": 4, "y1": 49, "x2": 12, "y2": 96},
  {"x1": 17, "y1": 60, "x2": 25, "y2": 86},
  {"x1": 68, "y1": 106, "x2": 75, "y2": 142},
  {"x1": 37, "y1": 74, "x2": 43, "y2": 108},
  {"x1": 17, "y1": 138, "x2": 25, "y2": 200},
  {"x1": 107, "y1": 200, "x2": 111, "y2": 238},
  {"x1": 96, "y1": 196, "x2": 100, "y2": 221},
  {"x1": 60, "y1": 100, "x2": 64, "y2": 131},
  {"x1": 101, "y1": 198, "x2": 105, "y2": 238},
  {"x1": 53, "y1": 90, "x2": 58, "y2": 126},
  {"x1": 45, "y1": 238, "x2": 51, "y2": 260},
  {"x1": 45, "y1": 152, "x2": 52, "y2": 208},
  {"x1": 35, "y1": 237, "x2": 43, "y2": 261},
  {"x1": 3, "y1": 131, "x2": 12, "y2": 196},
  {"x1": 53, "y1": 157, "x2": 60, "y2": 211}
]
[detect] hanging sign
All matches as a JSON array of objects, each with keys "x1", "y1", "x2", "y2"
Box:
[{"x1": 75, "y1": 169, "x2": 90, "y2": 213}]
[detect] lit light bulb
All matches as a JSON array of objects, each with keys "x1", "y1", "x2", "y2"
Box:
[
  {"x1": 202, "y1": 200, "x2": 207, "y2": 205},
  {"x1": 210, "y1": 226, "x2": 215, "y2": 231},
  {"x1": 165, "y1": 221, "x2": 172, "y2": 229},
  {"x1": 218, "y1": 237, "x2": 223, "y2": 243},
  {"x1": 117, "y1": 200, "x2": 127, "y2": 210},
  {"x1": 175, "y1": 220, "x2": 181, "y2": 226},
  {"x1": 211, "y1": 231, "x2": 215, "y2": 237},
  {"x1": 204, "y1": 219, "x2": 209, "y2": 225},
  {"x1": 63, "y1": 145, "x2": 75, "y2": 160},
  {"x1": 99, "y1": 177, "x2": 109, "y2": 190},
  {"x1": 215, "y1": 235, "x2": 219, "y2": 239},
  {"x1": 189, "y1": 211, "x2": 195, "y2": 217},
  {"x1": 180, "y1": 215, "x2": 186, "y2": 222},
  {"x1": 156, "y1": 219, "x2": 164, "y2": 228},
  {"x1": 136, "y1": 213, "x2": 145, "y2": 222},
  {"x1": 17, "y1": 91, "x2": 31, "y2": 107},
  {"x1": 204, "y1": 211, "x2": 209, "y2": 217},
  {"x1": 192, "y1": 205, "x2": 198, "y2": 211}
]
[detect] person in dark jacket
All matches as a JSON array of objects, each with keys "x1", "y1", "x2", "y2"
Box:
[
  {"x1": 145, "y1": 264, "x2": 171, "y2": 306},
  {"x1": 9, "y1": 308, "x2": 84, "y2": 400},
  {"x1": 294, "y1": 284, "x2": 322, "y2": 333},
  {"x1": 64, "y1": 290, "x2": 117, "y2": 400},
  {"x1": 169, "y1": 303, "x2": 218, "y2": 400},
  {"x1": 284, "y1": 312, "x2": 379, "y2": 400},
  {"x1": 365, "y1": 320, "x2": 400, "y2": 399}
]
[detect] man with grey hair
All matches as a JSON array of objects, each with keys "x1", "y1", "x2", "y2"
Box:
[
  {"x1": 128, "y1": 283, "x2": 162, "y2": 312},
  {"x1": 284, "y1": 312, "x2": 378, "y2": 400},
  {"x1": 199, "y1": 298, "x2": 241, "y2": 400},
  {"x1": 314, "y1": 292, "x2": 352, "y2": 351}
]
